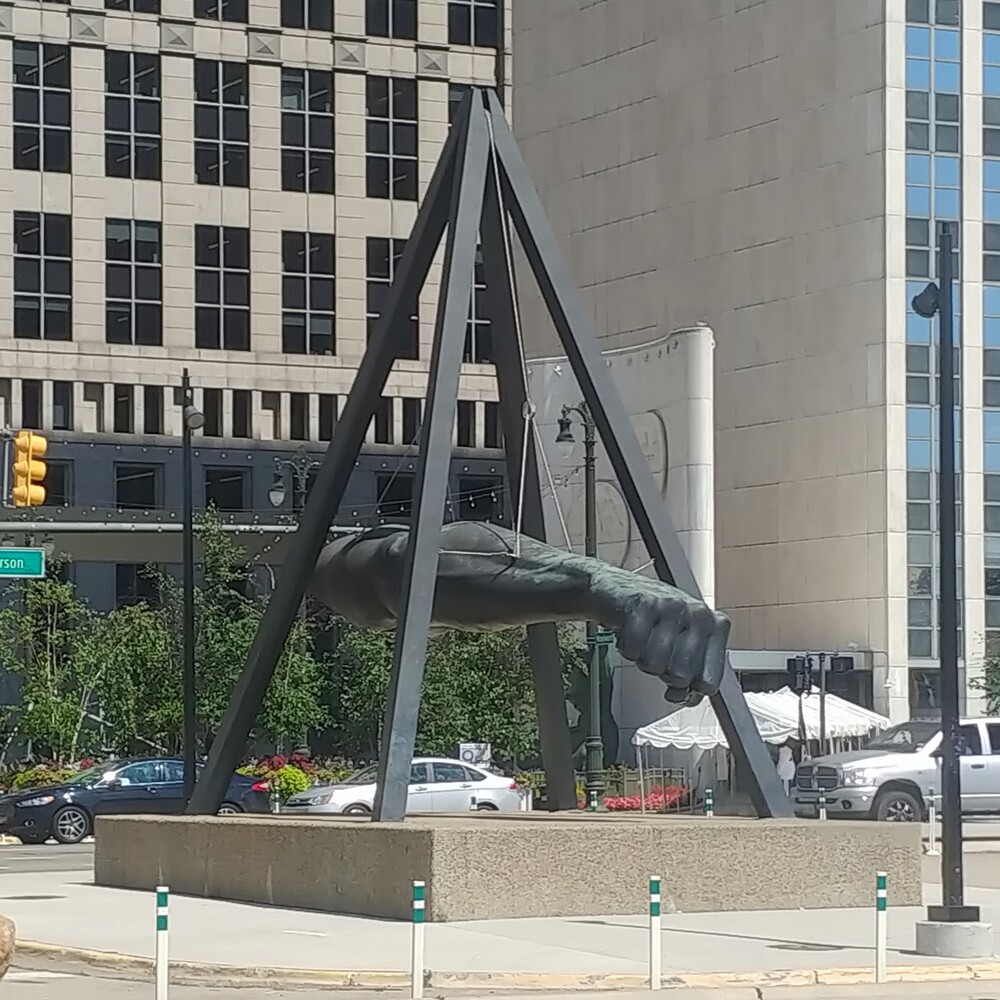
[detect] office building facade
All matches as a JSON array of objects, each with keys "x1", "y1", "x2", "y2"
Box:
[{"x1": 0, "y1": 0, "x2": 510, "y2": 608}]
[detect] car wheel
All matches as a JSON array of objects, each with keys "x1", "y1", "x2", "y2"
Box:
[
  {"x1": 343, "y1": 803, "x2": 371, "y2": 816},
  {"x1": 874, "y1": 789, "x2": 922, "y2": 823},
  {"x1": 475, "y1": 802, "x2": 499, "y2": 811},
  {"x1": 217, "y1": 802, "x2": 243, "y2": 815},
  {"x1": 51, "y1": 806, "x2": 91, "y2": 845}
]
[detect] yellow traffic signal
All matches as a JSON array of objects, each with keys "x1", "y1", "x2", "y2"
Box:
[{"x1": 12, "y1": 431, "x2": 47, "y2": 507}]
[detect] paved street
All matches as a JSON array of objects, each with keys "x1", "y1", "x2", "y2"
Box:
[{"x1": 0, "y1": 842, "x2": 92, "y2": 875}]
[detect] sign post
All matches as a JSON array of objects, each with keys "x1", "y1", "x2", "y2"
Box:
[{"x1": 0, "y1": 548, "x2": 46, "y2": 579}]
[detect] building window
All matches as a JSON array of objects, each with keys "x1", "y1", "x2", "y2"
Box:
[
  {"x1": 376, "y1": 472, "x2": 414, "y2": 521},
  {"x1": 457, "y1": 475, "x2": 504, "y2": 523},
  {"x1": 46, "y1": 460, "x2": 72, "y2": 506},
  {"x1": 281, "y1": 0, "x2": 332, "y2": 29},
  {"x1": 464, "y1": 247, "x2": 492, "y2": 362},
  {"x1": 13, "y1": 212, "x2": 72, "y2": 341},
  {"x1": 203, "y1": 388, "x2": 222, "y2": 436},
  {"x1": 13, "y1": 42, "x2": 71, "y2": 173},
  {"x1": 105, "y1": 50, "x2": 160, "y2": 181},
  {"x1": 113, "y1": 385, "x2": 134, "y2": 432},
  {"x1": 484, "y1": 401, "x2": 500, "y2": 448},
  {"x1": 115, "y1": 563, "x2": 159, "y2": 608},
  {"x1": 366, "y1": 76, "x2": 418, "y2": 201},
  {"x1": 194, "y1": 60, "x2": 249, "y2": 187},
  {"x1": 373, "y1": 397, "x2": 393, "y2": 444},
  {"x1": 367, "y1": 0, "x2": 417, "y2": 38},
  {"x1": 106, "y1": 219, "x2": 162, "y2": 345},
  {"x1": 21, "y1": 380, "x2": 42, "y2": 429},
  {"x1": 106, "y1": 0, "x2": 159, "y2": 10},
  {"x1": 366, "y1": 237, "x2": 418, "y2": 358},
  {"x1": 195, "y1": 226, "x2": 251, "y2": 351},
  {"x1": 456, "y1": 399, "x2": 474, "y2": 447},
  {"x1": 282, "y1": 231, "x2": 335, "y2": 355},
  {"x1": 448, "y1": 82, "x2": 472, "y2": 124},
  {"x1": 988, "y1": 2, "x2": 1000, "y2": 32},
  {"x1": 402, "y1": 397, "x2": 421, "y2": 443},
  {"x1": 52, "y1": 381, "x2": 73, "y2": 430},
  {"x1": 195, "y1": 0, "x2": 247, "y2": 22},
  {"x1": 116, "y1": 463, "x2": 161, "y2": 509},
  {"x1": 144, "y1": 385, "x2": 163, "y2": 434},
  {"x1": 448, "y1": 0, "x2": 499, "y2": 47},
  {"x1": 281, "y1": 68, "x2": 335, "y2": 193},
  {"x1": 205, "y1": 467, "x2": 249, "y2": 511},
  {"x1": 290, "y1": 393, "x2": 309, "y2": 440},
  {"x1": 232, "y1": 389, "x2": 252, "y2": 438},
  {"x1": 319, "y1": 394, "x2": 336, "y2": 440}
]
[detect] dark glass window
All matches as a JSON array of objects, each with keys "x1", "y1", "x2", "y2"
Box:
[
  {"x1": 115, "y1": 563, "x2": 160, "y2": 608},
  {"x1": 195, "y1": 225, "x2": 251, "y2": 351},
  {"x1": 52, "y1": 381, "x2": 73, "y2": 430},
  {"x1": 232, "y1": 389, "x2": 252, "y2": 438},
  {"x1": 13, "y1": 42, "x2": 71, "y2": 172},
  {"x1": 280, "y1": 0, "x2": 332, "y2": 29},
  {"x1": 319, "y1": 394, "x2": 336, "y2": 440},
  {"x1": 484, "y1": 401, "x2": 500, "y2": 448},
  {"x1": 143, "y1": 385, "x2": 163, "y2": 434},
  {"x1": 458, "y1": 475, "x2": 504, "y2": 524},
  {"x1": 456, "y1": 399, "x2": 474, "y2": 446},
  {"x1": 366, "y1": 0, "x2": 417, "y2": 38},
  {"x1": 106, "y1": 0, "x2": 160, "y2": 11},
  {"x1": 366, "y1": 76, "x2": 418, "y2": 201},
  {"x1": 113, "y1": 385, "x2": 134, "y2": 432},
  {"x1": 366, "y1": 237, "x2": 418, "y2": 357},
  {"x1": 373, "y1": 396, "x2": 393, "y2": 444},
  {"x1": 105, "y1": 219, "x2": 162, "y2": 345},
  {"x1": 281, "y1": 231, "x2": 335, "y2": 355},
  {"x1": 203, "y1": 388, "x2": 223, "y2": 436},
  {"x1": 105, "y1": 50, "x2": 161, "y2": 180},
  {"x1": 46, "y1": 460, "x2": 72, "y2": 506},
  {"x1": 205, "y1": 467, "x2": 249, "y2": 510},
  {"x1": 13, "y1": 211, "x2": 72, "y2": 341},
  {"x1": 21, "y1": 380, "x2": 42, "y2": 429},
  {"x1": 115, "y1": 463, "x2": 161, "y2": 508},
  {"x1": 194, "y1": 0, "x2": 248, "y2": 22},
  {"x1": 448, "y1": 0, "x2": 499, "y2": 47},
  {"x1": 194, "y1": 59, "x2": 249, "y2": 187},
  {"x1": 463, "y1": 245, "x2": 492, "y2": 362},
  {"x1": 376, "y1": 472, "x2": 413, "y2": 521},
  {"x1": 402, "y1": 397, "x2": 421, "y2": 443},
  {"x1": 281, "y1": 68, "x2": 334, "y2": 193},
  {"x1": 290, "y1": 393, "x2": 309, "y2": 440}
]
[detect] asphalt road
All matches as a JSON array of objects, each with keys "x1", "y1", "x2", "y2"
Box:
[{"x1": 0, "y1": 841, "x2": 92, "y2": 875}]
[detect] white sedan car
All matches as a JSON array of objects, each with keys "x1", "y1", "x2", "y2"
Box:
[{"x1": 282, "y1": 757, "x2": 523, "y2": 815}]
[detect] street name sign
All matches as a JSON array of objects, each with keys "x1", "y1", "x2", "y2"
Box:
[{"x1": 0, "y1": 548, "x2": 46, "y2": 578}]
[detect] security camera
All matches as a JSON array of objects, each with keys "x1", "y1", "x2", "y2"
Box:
[{"x1": 912, "y1": 282, "x2": 941, "y2": 319}]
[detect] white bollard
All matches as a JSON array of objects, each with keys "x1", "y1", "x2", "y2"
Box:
[
  {"x1": 819, "y1": 792, "x2": 828, "y2": 822},
  {"x1": 648, "y1": 875, "x2": 661, "y2": 990},
  {"x1": 875, "y1": 871, "x2": 888, "y2": 984},
  {"x1": 925, "y1": 788, "x2": 940, "y2": 856},
  {"x1": 155, "y1": 885, "x2": 169, "y2": 1000},
  {"x1": 704, "y1": 788, "x2": 714, "y2": 817},
  {"x1": 411, "y1": 880, "x2": 425, "y2": 999}
]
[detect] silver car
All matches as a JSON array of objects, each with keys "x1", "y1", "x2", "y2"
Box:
[
  {"x1": 282, "y1": 757, "x2": 524, "y2": 816},
  {"x1": 793, "y1": 717, "x2": 1000, "y2": 821}
]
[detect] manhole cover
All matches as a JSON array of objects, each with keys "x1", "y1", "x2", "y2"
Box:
[{"x1": 0, "y1": 896, "x2": 66, "y2": 900}]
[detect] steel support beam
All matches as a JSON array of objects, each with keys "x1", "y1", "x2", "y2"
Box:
[
  {"x1": 484, "y1": 92, "x2": 790, "y2": 818},
  {"x1": 480, "y1": 161, "x2": 577, "y2": 811},
  {"x1": 188, "y1": 92, "x2": 472, "y2": 816},
  {"x1": 372, "y1": 93, "x2": 492, "y2": 822}
]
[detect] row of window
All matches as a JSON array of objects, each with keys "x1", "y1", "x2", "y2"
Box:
[
  {"x1": 14, "y1": 46, "x2": 474, "y2": 196},
  {"x1": 12, "y1": 212, "x2": 494, "y2": 362},
  {"x1": 34, "y1": 0, "x2": 501, "y2": 47}
]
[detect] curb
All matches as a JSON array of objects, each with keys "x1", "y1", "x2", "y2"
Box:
[{"x1": 16, "y1": 941, "x2": 1000, "y2": 991}]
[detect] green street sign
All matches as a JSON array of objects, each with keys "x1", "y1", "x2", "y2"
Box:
[
  {"x1": 0, "y1": 548, "x2": 46, "y2": 579},
  {"x1": 590, "y1": 629, "x2": 615, "y2": 646}
]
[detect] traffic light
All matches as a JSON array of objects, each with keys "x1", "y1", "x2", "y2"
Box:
[
  {"x1": 786, "y1": 655, "x2": 812, "y2": 695},
  {"x1": 12, "y1": 430, "x2": 47, "y2": 507}
]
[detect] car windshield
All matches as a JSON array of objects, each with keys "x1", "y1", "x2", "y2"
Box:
[
  {"x1": 70, "y1": 762, "x2": 120, "y2": 784},
  {"x1": 343, "y1": 765, "x2": 379, "y2": 785},
  {"x1": 863, "y1": 722, "x2": 939, "y2": 753}
]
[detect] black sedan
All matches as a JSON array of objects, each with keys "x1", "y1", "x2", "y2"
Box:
[{"x1": 0, "y1": 757, "x2": 270, "y2": 845}]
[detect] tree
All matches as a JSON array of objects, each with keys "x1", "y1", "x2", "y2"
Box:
[{"x1": 973, "y1": 655, "x2": 1000, "y2": 715}]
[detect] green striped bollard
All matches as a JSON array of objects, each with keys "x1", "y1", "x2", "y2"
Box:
[
  {"x1": 155, "y1": 885, "x2": 169, "y2": 1000},
  {"x1": 648, "y1": 875, "x2": 661, "y2": 990},
  {"x1": 875, "y1": 871, "x2": 887, "y2": 983},
  {"x1": 819, "y1": 792, "x2": 828, "y2": 821},
  {"x1": 411, "y1": 880, "x2": 425, "y2": 999},
  {"x1": 705, "y1": 788, "x2": 714, "y2": 817}
]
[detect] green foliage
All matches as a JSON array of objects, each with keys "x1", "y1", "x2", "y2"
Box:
[
  {"x1": 12, "y1": 765, "x2": 76, "y2": 790},
  {"x1": 272, "y1": 764, "x2": 311, "y2": 799},
  {"x1": 974, "y1": 656, "x2": 1000, "y2": 715}
]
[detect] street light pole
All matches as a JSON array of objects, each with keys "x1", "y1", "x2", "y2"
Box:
[
  {"x1": 181, "y1": 369, "x2": 204, "y2": 805},
  {"x1": 911, "y1": 224, "x2": 978, "y2": 924},
  {"x1": 557, "y1": 402, "x2": 604, "y2": 810}
]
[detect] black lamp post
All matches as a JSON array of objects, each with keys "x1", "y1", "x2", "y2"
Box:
[
  {"x1": 556, "y1": 401, "x2": 605, "y2": 810},
  {"x1": 181, "y1": 368, "x2": 204, "y2": 806},
  {"x1": 911, "y1": 223, "x2": 978, "y2": 924}
]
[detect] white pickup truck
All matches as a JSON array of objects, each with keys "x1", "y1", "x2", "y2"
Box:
[{"x1": 793, "y1": 718, "x2": 1000, "y2": 821}]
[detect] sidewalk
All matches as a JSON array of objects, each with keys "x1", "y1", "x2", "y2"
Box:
[{"x1": 2, "y1": 868, "x2": 999, "y2": 983}]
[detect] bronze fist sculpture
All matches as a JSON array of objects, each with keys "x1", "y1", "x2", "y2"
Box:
[{"x1": 310, "y1": 521, "x2": 728, "y2": 706}]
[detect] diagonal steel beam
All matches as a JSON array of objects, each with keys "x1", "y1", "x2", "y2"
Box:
[
  {"x1": 480, "y1": 153, "x2": 578, "y2": 812},
  {"x1": 187, "y1": 91, "x2": 474, "y2": 816},
  {"x1": 372, "y1": 92, "x2": 493, "y2": 822},
  {"x1": 485, "y1": 92, "x2": 790, "y2": 819}
]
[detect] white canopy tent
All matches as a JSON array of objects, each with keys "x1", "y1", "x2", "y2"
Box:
[{"x1": 632, "y1": 688, "x2": 890, "y2": 750}]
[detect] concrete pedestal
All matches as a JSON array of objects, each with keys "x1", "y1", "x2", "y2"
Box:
[
  {"x1": 95, "y1": 812, "x2": 922, "y2": 922},
  {"x1": 914, "y1": 919, "x2": 995, "y2": 958}
]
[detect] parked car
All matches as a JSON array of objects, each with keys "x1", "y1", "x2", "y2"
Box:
[
  {"x1": 0, "y1": 757, "x2": 270, "y2": 845},
  {"x1": 281, "y1": 757, "x2": 523, "y2": 816},
  {"x1": 793, "y1": 717, "x2": 1000, "y2": 821}
]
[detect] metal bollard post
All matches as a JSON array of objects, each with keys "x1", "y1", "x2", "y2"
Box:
[
  {"x1": 155, "y1": 885, "x2": 169, "y2": 1000},
  {"x1": 411, "y1": 880, "x2": 425, "y2": 999},
  {"x1": 469, "y1": 795, "x2": 477, "y2": 811},
  {"x1": 269, "y1": 788, "x2": 280, "y2": 813},
  {"x1": 704, "y1": 788, "x2": 714, "y2": 817},
  {"x1": 925, "y1": 788, "x2": 940, "y2": 856},
  {"x1": 875, "y1": 871, "x2": 888, "y2": 984},
  {"x1": 648, "y1": 875, "x2": 661, "y2": 990},
  {"x1": 819, "y1": 792, "x2": 828, "y2": 822}
]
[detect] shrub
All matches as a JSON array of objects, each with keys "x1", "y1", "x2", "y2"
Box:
[
  {"x1": 272, "y1": 764, "x2": 311, "y2": 800},
  {"x1": 13, "y1": 765, "x2": 77, "y2": 790},
  {"x1": 603, "y1": 784, "x2": 687, "y2": 812}
]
